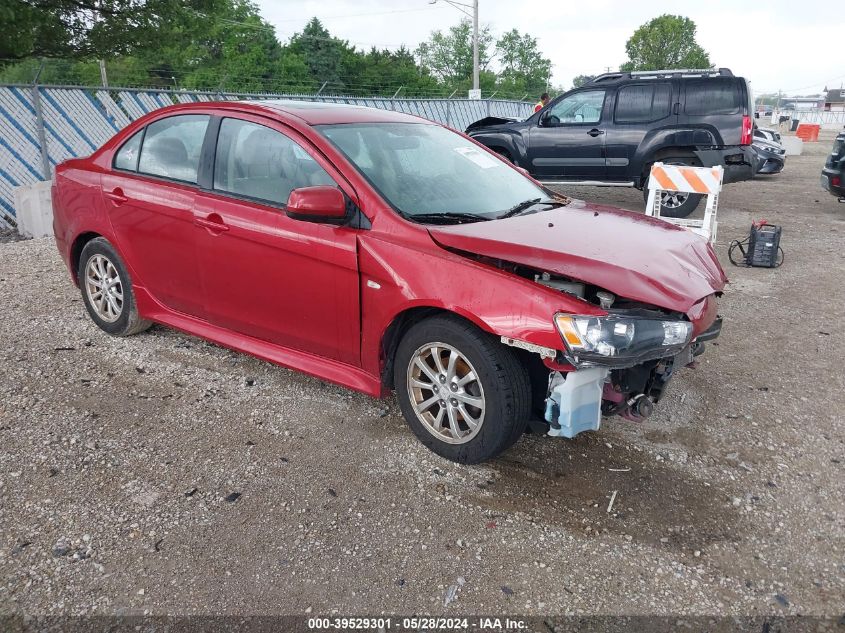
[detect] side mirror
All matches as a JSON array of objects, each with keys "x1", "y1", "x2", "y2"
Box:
[{"x1": 286, "y1": 186, "x2": 347, "y2": 224}]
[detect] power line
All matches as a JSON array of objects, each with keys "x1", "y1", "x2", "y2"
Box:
[
  {"x1": 188, "y1": 9, "x2": 421, "y2": 50},
  {"x1": 266, "y1": 6, "x2": 450, "y2": 23}
]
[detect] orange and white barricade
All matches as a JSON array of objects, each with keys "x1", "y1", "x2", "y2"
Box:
[{"x1": 645, "y1": 162, "x2": 724, "y2": 243}]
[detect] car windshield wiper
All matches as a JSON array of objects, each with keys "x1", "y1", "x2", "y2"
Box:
[
  {"x1": 406, "y1": 212, "x2": 492, "y2": 225},
  {"x1": 497, "y1": 198, "x2": 566, "y2": 219}
]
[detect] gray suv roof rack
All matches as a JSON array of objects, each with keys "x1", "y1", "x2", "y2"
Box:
[{"x1": 589, "y1": 68, "x2": 734, "y2": 83}]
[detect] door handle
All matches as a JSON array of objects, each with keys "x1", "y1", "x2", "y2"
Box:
[
  {"x1": 104, "y1": 188, "x2": 128, "y2": 205},
  {"x1": 587, "y1": 128, "x2": 604, "y2": 137},
  {"x1": 194, "y1": 214, "x2": 229, "y2": 233}
]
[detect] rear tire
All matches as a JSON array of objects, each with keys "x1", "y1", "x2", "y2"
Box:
[
  {"x1": 393, "y1": 315, "x2": 531, "y2": 464},
  {"x1": 78, "y1": 237, "x2": 152, "y2": 337},
  {"x1": 643, "y1": 158, "x2": 703, "y2": 218}
]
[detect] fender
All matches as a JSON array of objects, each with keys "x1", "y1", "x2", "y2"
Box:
[
  {"x1": 356, "y1": 231, "x2": 605, "y2": 379},
  {"x1": 632, "y1": 127, "x2": 721, "y2": 182},
  {"x1": 467, "y1": 125, "x2": 531, "y2": 168},
  {"x1": 51, "y1": 163, "x2": 117, "y2": 283}
]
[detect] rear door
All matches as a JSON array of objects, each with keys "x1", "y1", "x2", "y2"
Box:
[
  {"x1": 679, "y1": 78, "x2": 744, "y2": 146},
  {"x1": 102, "y1": 114, "x2": 210, "y2": 317},
  {"x1": 605, "y1": 81, "x2": 675, "y2": 182},
  {"x1": 527, "y1": 89, "x2": 608, "y2": 180}
]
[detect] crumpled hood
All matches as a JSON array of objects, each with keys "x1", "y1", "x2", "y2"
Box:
[
  {"x1": 428, "y1": 200, "x2": 727, "y2": 314},
  {"x1": 465, "y1": 116, "x2": 522, "y2": 133}
]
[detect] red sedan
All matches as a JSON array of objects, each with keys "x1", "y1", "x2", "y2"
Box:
[{"x1": 52, "y1": 100, "x2": 726, "y2": 464}]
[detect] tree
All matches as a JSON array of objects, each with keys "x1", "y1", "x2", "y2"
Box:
[
  {"x1": 287, "y1": 18, "x2": 354, "y2": 90},
  {"x1": 1, "y1": 0, "x2": 143, "y2": 60},
  {"x1": 415, "y1": 19, "x2": 493, "y2": 86},
  {"x1": 571, "y1": 74, "x2": 595, "y2": 88},
  {"x1": 620, "y1": 15, "x2": 711, "y2": 72},
  {"x1": 494, "y1": 29, "x2": 551, "y2": 96}
]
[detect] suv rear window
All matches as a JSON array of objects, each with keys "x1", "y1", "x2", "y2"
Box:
[
  {"x1": 685, "y1": 79, "x2": 741, "y2": 115},
  {"x1": 614, "y1": 83, "x2": 671, "y2": 123}
]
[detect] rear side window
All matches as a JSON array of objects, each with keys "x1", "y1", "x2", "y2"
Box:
[
  {"x1": 685, "y1": 79, "x2": 741, "y2": 115},
  {"x1": 113, "y1": 130, "x2": 143, "y2": 171},
  {"x1": 213, "y1": 118, "x2": 336, "y2": 206},
  {"x1": 614, "y1": 83, "x2": 671, "y2": 123},
  {"x1": 138, "y1": 114, "x2": 210, "y2": 184}
]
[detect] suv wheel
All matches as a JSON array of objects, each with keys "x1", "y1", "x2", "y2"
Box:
[
  {"x1": 78, "y1": 237, "x2": 152, "y2": 337},
  {"x1": 643, "y1": 159, "x2": 703, "y2": 218},
  {"x1": 393, "y1": 315, "x2": 531, "y2": 464}
]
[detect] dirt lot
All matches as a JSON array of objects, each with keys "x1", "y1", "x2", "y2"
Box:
[{"x1": 1, "y1": 133, "x2": 843, "y2": 619}]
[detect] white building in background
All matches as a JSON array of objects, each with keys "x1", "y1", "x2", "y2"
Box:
[
  {"x1": 824, "y1": 88, "x2": 845, "y2": 112},
  {"x1": 781, "y1": 96, "x2": 824, "y2": 110}
]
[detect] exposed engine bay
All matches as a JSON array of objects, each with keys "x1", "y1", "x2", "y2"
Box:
[{"x1": 494, "y1": 263, "x2": 720, "y2": 439}]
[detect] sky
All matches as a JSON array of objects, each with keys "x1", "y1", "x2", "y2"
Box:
[{"x1": 255, "y1": 0, "x2": 844, "y2": 97}]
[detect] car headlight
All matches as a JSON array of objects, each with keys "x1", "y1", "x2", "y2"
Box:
[{"x1": 554, "y1": 313, "x2": 693, "y2": 367}]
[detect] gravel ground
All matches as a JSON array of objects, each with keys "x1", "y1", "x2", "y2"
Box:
[{"x1": 0, "y1": 133, "x2": 843, "y2": 619}]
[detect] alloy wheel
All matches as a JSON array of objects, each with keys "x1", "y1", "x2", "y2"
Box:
[
  {"x1": 84, "y1": 254, "x2": 124, "y2": 323},
  {"x1": 659, "y1": 190, "x2": 689, "y2": 209},
  {"x1": 406, "y1": 342, "x2": 486, "y2": 445}
]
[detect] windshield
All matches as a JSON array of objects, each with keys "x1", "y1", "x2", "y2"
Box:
[{"x1": 317, "y1": 122, "x2": 547, "y2": 219}]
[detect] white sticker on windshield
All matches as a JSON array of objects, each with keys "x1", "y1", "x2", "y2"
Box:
[{"x1": 454, "y1": 146, "x2": 501, "y2": 169}]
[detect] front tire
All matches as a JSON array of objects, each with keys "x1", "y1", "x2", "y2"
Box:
[
  {"x1": 393, "y1": 315, "x2": 531, "y2": 464},
  {"x1": 78, "y1": 237, "x2": 151, "y2": 337}
]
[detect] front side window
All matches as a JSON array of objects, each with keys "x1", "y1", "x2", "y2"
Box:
[
  {"x1": 113, "y1": 129, "x2": 143, "y2": 172},
  {"x1": 319, "y1": 122, "x2": 548, "y2": 219},
  {"x1": 547, "y1": 90, "x2": 605, "y2": 125},
  {"x1": 138, "y1": 114, "x2": 210, "y2": 184},
  {"x1": 213, "y1": 118, "x2": 336, "y2": 206}
]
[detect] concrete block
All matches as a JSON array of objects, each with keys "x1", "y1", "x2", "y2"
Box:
[
  {"x1": 780, "y1": 136, "x2": 803, "y2": 156},
  {"x1": 13, "y1": 180, "x2": 54, "y2": 238}
]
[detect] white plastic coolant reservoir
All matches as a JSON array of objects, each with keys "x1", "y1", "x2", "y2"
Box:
[{"x1": 545, "y1": 367, "x2": 609, "y2": 438}]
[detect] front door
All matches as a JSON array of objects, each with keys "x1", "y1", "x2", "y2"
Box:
[
  {"x1": 193, "y1": 116, "x2": 361, "y2": 366},
  {"x1": 103, "y1": 114, "x2": 210, "y2": 317},
  {"x1": 528, "y1": 89, "x2": 608, "y2": 180}
]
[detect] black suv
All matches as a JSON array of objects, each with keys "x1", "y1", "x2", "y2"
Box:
[
  {"x1": 467, "y1": 68, "x2": 757, "y2": 218},
  {"x1": 821, "y1": 129, "x2": 845, "y2": 202}
]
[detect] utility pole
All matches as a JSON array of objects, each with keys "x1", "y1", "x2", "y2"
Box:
[
  {"x1": 430, "y1": 0, "x2": 479, "y2": 93},
  {"x1": 99, "y1": 60, "x2": 108, "y2": 88},
  {"x1": 472, "y1": 0, "x2": 479, "y2": 92}
]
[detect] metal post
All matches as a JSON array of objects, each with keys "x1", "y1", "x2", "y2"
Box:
[
  {"x1": 316, "y1": 81, "x2": 328, "y2": 96},
  {"x1": 31, "y1": 61, "x2": 51, "y2": 180},
  {"x1": 99, "y1": 60, "x2": 108, "y2": 88},
  {"x1": 472, "y1": 0, "x2": 479, "y2": 91},
  {"x1": 448, "y1": 89, "x2": 458, "y2": 99},
  {"x1": 431, "y1": 0, "x2": 479, "y2": 91},
  {"x1": 392, "y1": 85, "x2": 404, "y2": 99},
  {"x1": 446, "y1": 99, "x2": 451, "y2": 128}
]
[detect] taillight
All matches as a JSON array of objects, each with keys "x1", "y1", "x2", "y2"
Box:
[
  {"x1": 832, "y1": 175, "x2": 842, "y2": 187},
  {"x1": 741, "y1": 115, "x2": 752, "y2": 145}
]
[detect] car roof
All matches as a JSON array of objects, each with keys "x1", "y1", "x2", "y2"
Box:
[{"x1": 230, "y1": 99, "x2": 428, "y2": 126}]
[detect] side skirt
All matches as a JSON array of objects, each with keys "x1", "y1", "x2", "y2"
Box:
[
  {"x1": 133, "y1": 287, "x2": 386, "y2": 398},
  {"x1": 539, "y1": 180, "x2": 636, "y2": 187}
]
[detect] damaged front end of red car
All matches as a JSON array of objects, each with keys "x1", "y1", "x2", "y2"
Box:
[{"x1": 428, "y1": 199, "x2": 727, "y2": 438}]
